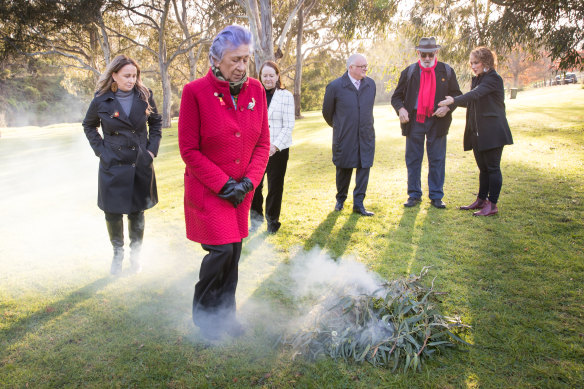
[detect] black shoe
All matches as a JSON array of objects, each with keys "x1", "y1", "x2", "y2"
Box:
[
  {"x1": 334, "y1": 201, "x2": 344, "y2": 211},
  {"x1": 353, "y1": 206, "x2": 374, "y2": 216},
  {"x1": 199, "y1": 325, "x2": 223, "y2": 341},
  {"x1": 430, "y1": 199, "x2": 446, "y2": 208},
  {"x1": 404, "y1": 197, "x2": 421, "y2": 207},
  {"x1": 267, "y1": 222, "x2": 280, "y2": 234},
  {"x1": 249, "y1": 210, "x2": 264, "y2": 232},
  {"x1": 224, "y1": 320, "x2": 245, "y2": 338}
]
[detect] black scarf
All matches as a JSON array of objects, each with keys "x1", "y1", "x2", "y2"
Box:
[{"x1": 212, "y1": 65, "x2": 248, "y2": 96}]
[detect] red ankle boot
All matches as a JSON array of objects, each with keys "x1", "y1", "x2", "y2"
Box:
[
  {"x1": 473, "y1": 200, "x2": 498, "y2": 216},
  {"x1": 460, "y1": 197, "x2": 487, "y2": 210}
]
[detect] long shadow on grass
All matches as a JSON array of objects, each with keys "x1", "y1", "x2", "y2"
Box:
[
  {"x1": 378, "y1": 205, "x2": 422, "y2": 273},
  {"x1": 0, "y1": 276, "x2": 113, "y2": 354},
  {"x1": 405, "y1": 159, "x2": 584, "y2": 387},
  {"x1": 303, "y1": 211, "x2": 362, "y2": 259}
]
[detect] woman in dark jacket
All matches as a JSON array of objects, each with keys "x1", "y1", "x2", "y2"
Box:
[
  {"x1": 439, "y1": 47, "x2": 513, "y2": 216},
  {"x1": 82, "y1": 55, "x2": 162, "y2": 274}
]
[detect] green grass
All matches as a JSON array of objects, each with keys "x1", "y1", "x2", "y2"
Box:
[{"x1": 1, "y1": 84, "x2": 583, "y2": 388}]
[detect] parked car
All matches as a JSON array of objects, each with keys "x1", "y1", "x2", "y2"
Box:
[{"x1": 564, "y1": 73, "x2": 578, "y2": 84}]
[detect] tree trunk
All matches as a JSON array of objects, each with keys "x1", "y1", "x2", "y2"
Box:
[
  {"x1": 188, "y1": 44, "x2": 197, "y2": 81},
  {"x1": 159, "y1": 0, "x2": 172, "y2": 128},
  {"x1": 96, "y1": 13, "x2": 111, "y2": 66},
  {"x1": 160, "y1": 62, "x2": 172, "y2": 128},
  {"x1": 293, "y1": 5, "x2": 304, "y2": 118},
  {"x1": 241, "y1": 0, "x2": 275, "y2": 75}
]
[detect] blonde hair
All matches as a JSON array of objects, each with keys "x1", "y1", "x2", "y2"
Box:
[
  {"x1": 470, "y1": 47, "x2": 497, "y2": 70},
  {"x1": 96, "y1": 55, "x2": 152, "y2": 115}
]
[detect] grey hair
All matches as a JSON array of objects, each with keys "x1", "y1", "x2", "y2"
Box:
[
  {"x1": 346, "y1": 53, "x2": 365, "y2": 70},
  {"x1": 209, "y1": 25, "x2": 253, "y2": 65}
]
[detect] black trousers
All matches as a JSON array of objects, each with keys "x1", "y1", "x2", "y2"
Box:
[
  {"x1": 250, "y1": 148, "x2": 289, "y2": 225},
  {"x1": 336, "y1": 166, "x2": 370, "y2": 206},
  {"x1": 473, "y1": 146, "x2": 504, "y2": 204},
  {"x1": 192, "y1": 241, "x2": 242, "y2": 327}
]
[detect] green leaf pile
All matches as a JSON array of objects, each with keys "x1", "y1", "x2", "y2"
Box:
[{"x1": 279, "y1": 267, "x2": 471, "y2": 372}]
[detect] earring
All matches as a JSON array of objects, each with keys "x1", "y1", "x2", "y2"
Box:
[
  {"x1": 111, "y1": 81, "x2": 118, "y2": 92},
  {"x1": 483, "y1": 67, "x2": 488, "y2": 73}
]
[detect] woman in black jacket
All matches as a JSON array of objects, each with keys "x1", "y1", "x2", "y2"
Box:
[
  {"x1": 439, "y1": 47, "x2": 513, "y2": 216},
  {"x1": 82, "y1": 55, "x2": 162, "y2": 274}
]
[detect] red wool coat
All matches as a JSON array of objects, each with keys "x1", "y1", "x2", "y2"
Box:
[{"x1": 178, "y1": 69, "x2": 270, "y2": 245}]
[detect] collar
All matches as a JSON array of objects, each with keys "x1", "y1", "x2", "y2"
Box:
[{"x1": 348, "y1": 73, "x2": 362, "y2": 85}]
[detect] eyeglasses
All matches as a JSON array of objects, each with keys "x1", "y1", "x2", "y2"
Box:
[
  {"x1": 420, "y1": 52, "x2": 435, "y2": 59},
  {"x1": 353, "y1": 64, "x2": 368, "y2": 70}
]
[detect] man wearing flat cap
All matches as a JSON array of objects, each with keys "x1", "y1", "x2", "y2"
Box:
[{"x1": 391, "y1": 37, "x2": 461, "y2": 208}]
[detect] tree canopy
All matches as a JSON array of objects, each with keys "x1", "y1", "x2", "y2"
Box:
[
  {"x1": 0, "y1": 0, "x2": 582, "y2": 127},
  {"x1": 490, "y1": 0, "x2": 583, "y2": 70}
]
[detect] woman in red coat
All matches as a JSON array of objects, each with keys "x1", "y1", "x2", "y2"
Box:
[{"x1": 178, "y1": 25, "x2": 270, "y2": 340}]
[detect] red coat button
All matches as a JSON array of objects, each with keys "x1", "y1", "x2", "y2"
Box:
[
  {"x1": 235, "y1": 132, "x2": 241, "y2": 137},
  {"x1": 235, "y1": 159, "x2": 240, "y2": 164}
]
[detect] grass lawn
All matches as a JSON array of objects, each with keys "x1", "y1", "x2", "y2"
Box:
[{"x1": 0, "y1": 84, "x2": 583, "y2": 388}]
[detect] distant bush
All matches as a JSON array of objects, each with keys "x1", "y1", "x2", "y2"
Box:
[
  {"x1": 0, "y1": 69, "x2": 10, "y2": 80},
  {"x1": 0, "y1": 75, "x2": 88, "y2": 127},
  {"x1": 23, "y1": 86, "x2": 41, "y2": 100}
]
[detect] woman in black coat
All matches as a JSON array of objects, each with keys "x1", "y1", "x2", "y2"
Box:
[
  {"x1": 439, "y1": 47, "x2": 513, "y2": 216},
  {"x1": 82, "y1": 55, "x2": 162, "y2": 274}
]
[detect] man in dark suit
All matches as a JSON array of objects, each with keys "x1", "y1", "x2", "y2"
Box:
[
  {"x1": 391, "y1": 37, "x2": 461, "y2": 208},
  {"x1": 322, "y1": 53, "x2": 376, "y2": 216}
]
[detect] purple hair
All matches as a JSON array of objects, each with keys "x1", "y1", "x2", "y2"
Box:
[{"x1": 209, "y1": 25, "x2": 253, "y2": 64}]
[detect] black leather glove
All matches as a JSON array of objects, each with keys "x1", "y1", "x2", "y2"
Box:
[{"x1": 218, "y1": 177, "x2": 254, "y2": 208}]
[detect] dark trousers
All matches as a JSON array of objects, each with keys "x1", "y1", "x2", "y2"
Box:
[
  {"x1": 104, "y1": 211, "x2": 144, "y2": 250},
  {"x1": 250, "y1": 148, "x2": 289, "y2": 227},
  {"x1": 336, "y1": 166, "x2": 370, "y2": 207},
  {"x1": 192, "y1": 241, "x2": 242, "y2": 327},
  {"x1": 473, "y1": 146, "x2": 504, "y2": 204},
  {"x1": 405, "y1": 117, "x2": 447, "y2": 200}
]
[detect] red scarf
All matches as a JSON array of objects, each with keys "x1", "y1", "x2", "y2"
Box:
[{"x1": 416, "y1": 59, "x2": 437, "y2": 123}]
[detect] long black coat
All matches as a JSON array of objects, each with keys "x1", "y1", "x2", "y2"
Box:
[
  {"x1": 453, "y1": 70, "x2": 513, "y2": 151},
  {"x1": 322, "y1": 72, "x2": 376, "y2": 168},
  {"x1": 391, "y1": 62, "x2": 461, "y2": 137},
  {"x1": 82, "y1": 89, "x2": 162, "y2": 214}
]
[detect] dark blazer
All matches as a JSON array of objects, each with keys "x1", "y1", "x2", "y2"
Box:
[
  {"x1": 453, "y1": 70, "x2": 513, "y2": 151},
  {"x1": 391, "y1": 62, "x2": 461, "y2": 137},
  {"x1": 322, "y1": 72, "x2": 376, "y2": 168},
  {"x1": 82, "y1": 89, "x2": 162, "y2": 214}
]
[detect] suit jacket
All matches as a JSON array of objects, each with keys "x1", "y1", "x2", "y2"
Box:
[
  {"x1": 82, "y1": 89, "x2": 162, "y2": 214},
  {"x1": 453, "y1": 70, "x2": 513, "y2": 151},
  {"x1": 391, "y1": 62, "x2": 461, "y2": 137},
  {"x1": 322, "y1": 72, "x2": 376, "y2": 168},
  {"x1": 268, "y1": 88, "x2": 295, "y2": 151},
  {"x1": 178, "y1": 69, "x2": 270, "y2": 245}
]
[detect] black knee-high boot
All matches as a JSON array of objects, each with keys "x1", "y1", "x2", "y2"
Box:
[
  {"x1": 105, "y1": 212, "x2": 124, "y2": 275},
  {"x1": 128, "y1": 211, "x2": 144, "y2": 273}
]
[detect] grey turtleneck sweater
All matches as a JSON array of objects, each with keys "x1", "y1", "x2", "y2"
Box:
[{"x1": 115, "y1": 88, "x2": 134, "y2": 117}]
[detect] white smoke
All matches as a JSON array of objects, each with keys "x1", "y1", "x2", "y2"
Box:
[{"x1": 0, "y1": 123, "x2": 393, "y2": 347}]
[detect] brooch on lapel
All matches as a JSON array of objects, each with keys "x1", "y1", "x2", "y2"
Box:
[
  {"x1": 214, "y1": 92, "x2": 226, "y2": 106},
  {"x1": 247, "y1": 97, "x2": 256, "y2": 111},
  {"x1": 110, "y1": 111, "x2": 119, "y2": 118}
]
